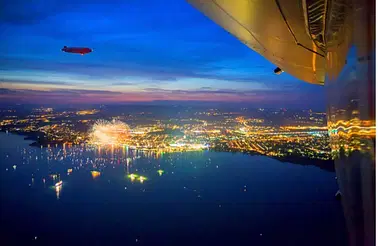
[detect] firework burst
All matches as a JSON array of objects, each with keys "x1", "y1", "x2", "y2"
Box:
[{"x1": 88, "y1": 119, "x2": 130, "y2": 145}]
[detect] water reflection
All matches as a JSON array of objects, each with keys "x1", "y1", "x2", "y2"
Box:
[
  {"x1": 55, "y1": 181, "x2": 63, "y2": 200},
  {"x1": 1, "y1": 132, "x2": 348, "y2": 245},
  {"x1": 14, "y1": 142, "x2": 208, "y2": 189},
  {"x1": 55, "y1": 185, "x2": 61, "y2": 200},
  {"x1": 325, "y1": 1, "x2": 375, "y2": 245}
]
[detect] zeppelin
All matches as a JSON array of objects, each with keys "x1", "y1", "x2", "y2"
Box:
[{"x1": 61, "y1": 46, "x2": 93, "y2": 55}]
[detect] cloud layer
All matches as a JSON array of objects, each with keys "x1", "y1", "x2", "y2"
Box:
[{"x1": 0, "y1": 0, "x2": 325, "y2": 109}]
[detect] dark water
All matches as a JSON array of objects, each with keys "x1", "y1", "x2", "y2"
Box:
[{"x1": 0, "y1": 133, "x2": 347, "y2": 246}]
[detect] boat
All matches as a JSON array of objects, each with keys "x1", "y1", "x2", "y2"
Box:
[{"x1": 55, "y1": 181, "x2": 63, "y2": 187}]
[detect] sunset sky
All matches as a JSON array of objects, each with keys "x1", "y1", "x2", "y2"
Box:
[{"x1": 0, "y1": 0, "x2": 325, "y2": 109}]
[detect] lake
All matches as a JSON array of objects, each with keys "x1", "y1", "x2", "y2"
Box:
[{"x1": 0, "y1": 132, "x2": 347, "y2": 245}]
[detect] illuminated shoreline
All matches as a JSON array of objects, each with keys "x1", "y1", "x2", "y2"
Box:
[
  {"x1": 0, "y1": 131, "x2": 335, "y2": 173},
  {"x1": 0, "y1": 106, "x2": 333, "y2": 162}
]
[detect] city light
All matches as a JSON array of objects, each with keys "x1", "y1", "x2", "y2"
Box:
[{"x1": 0, "y1": 107, "x2": 334, "y2": 160}]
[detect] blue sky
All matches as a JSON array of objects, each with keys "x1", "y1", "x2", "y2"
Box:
[{"x1": 0, "y1": 0, "x2": 325, "y2": 109}]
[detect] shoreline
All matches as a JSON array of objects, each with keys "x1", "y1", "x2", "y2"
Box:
[
  {"x1": 209, "y1": 148, "x2": 334, "y2": 172},
  {"x1": 1, "y1": 130, "x2": 335, "y2": 172}
]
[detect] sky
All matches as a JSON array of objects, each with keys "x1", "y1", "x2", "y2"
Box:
[{"x1": 0, "y1": 0, "x2": 326, "y2": 109}]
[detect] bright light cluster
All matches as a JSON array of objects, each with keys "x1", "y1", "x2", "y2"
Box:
[{"x1": 88, "y1": 119, "x2": 130, "y2": 145}]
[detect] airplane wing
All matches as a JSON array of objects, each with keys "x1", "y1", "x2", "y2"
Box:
[{"x1": 187, "y1": 0, "x2": 327, "y2": 85}]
